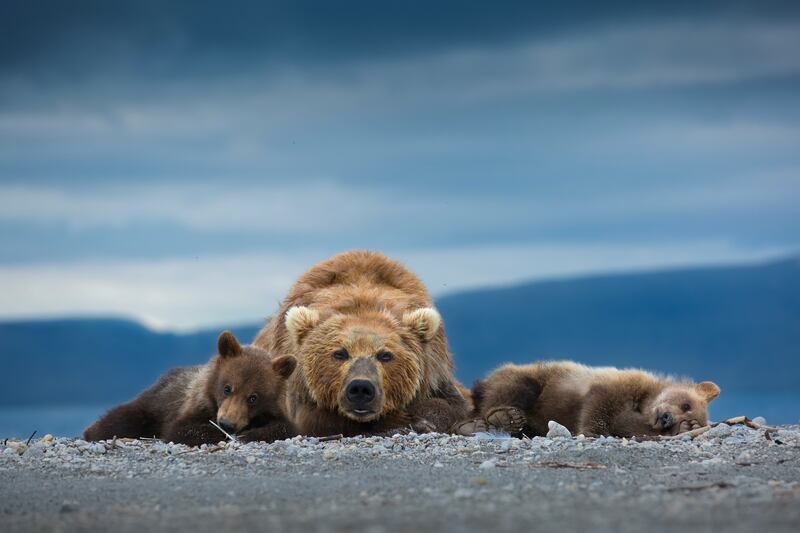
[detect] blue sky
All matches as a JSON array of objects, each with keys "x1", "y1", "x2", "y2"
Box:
[{"x1": 0, "y1": 1, "x2": 798, "y2": 329}]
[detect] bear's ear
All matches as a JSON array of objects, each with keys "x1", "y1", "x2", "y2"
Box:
[
  {"x1": 271, "y1": 355, "x2": 297, "y2": 380},
  {"x1": 285, "y1": 306, "x2": 320, "y2": 346},
  {"x1": 217, "y1": 331, "x2": 242, "y2": 359},
  {"x1": 402, "y1": 307, "x2": 442, "y2": 342},
  {"x1": 696, "y1": 381, "x2": 720, "y2": 402}
]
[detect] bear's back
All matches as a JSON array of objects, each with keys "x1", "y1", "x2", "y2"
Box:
[{"x1": 256, "y1": 250, "x2": 434, "y2": 352}]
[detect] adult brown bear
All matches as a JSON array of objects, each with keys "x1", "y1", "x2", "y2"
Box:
[{"x1": 254, "y1": 250, "x2": 470, "y2": 436}]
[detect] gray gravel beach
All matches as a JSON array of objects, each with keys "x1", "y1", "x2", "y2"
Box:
[{"x1": 2, "y1": 423, "x2": 800, "y2": 533}]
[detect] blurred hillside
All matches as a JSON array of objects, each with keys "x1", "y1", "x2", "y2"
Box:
[{"x1": 1, "y1": 257, "x2": 798, "y2": 420}]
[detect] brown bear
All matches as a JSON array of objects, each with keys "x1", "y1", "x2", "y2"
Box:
[
  {"x1": 83, "y1": 331, "x2": 297, "y2": 446},
  {"x1": 456, "y1": 361, "x2": 720, "y2": 438},
  {"x1": 253, "y1": 250, "x2": 471, "y2": 436}
]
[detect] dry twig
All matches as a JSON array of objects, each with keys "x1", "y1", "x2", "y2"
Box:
[
  {"x1": 317, "y1": 434, "x2": 344, "y2": 442},
  {"x1": 208, "y1": 420, "x2": 239, "y2": 442}
]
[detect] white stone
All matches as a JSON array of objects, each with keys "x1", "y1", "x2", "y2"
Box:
[{"x1": 546, "y1": 421, "x2": 572, "y2": 439}]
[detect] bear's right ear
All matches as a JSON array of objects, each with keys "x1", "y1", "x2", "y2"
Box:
[
  {"x1": 285, "y1": 306, "x2": 320, "y2": 346},
  {"x1": 696, "y1": 381, "x2": 720, "y2": 402},
  {"x1": 272, "y1": 355, "x2": 298, "y2": 380},
  {"x1": 217, "y1": 331, "x2": 242, "y2": 359},
  {"x1": 402, "y1": 307, "x2": 442, "y2": 342}
]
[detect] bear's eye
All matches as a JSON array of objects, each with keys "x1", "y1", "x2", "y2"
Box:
[
  {"x1": 247, "y1": 394, "x2": 258, "y2": 405},
  {"x1": 376, "y1": 351, "x2": 394, "y2": 363},
  {"x1": 332, "y1": 349, "x2": 350, "y2": 361},
  {"x1": 681, "y1": 403, "x2": 691, "y2": 412},
  {"x1": 223, "y1": 385, "x2": 232, "y2": 396}
]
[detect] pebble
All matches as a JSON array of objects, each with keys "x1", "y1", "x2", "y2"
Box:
[
  {"x1": 697, "y1": 423, "x2": 732, "y2": 440},
  {"x1": 546, "y1": 420, "x2": 572, "y2": 439},
  {"x1": 479, "y1": 459, "x2": 497, "y2": 469}
]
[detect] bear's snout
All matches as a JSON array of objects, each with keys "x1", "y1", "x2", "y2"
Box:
[
  {"x1": 339, "y1": 357, "x2": 384, "y2": 420},
  {"x1": 346, "y1": 380, "x2": 376, "y2": 405},
  {"x1": 658, "y1": 411, "x2": 674, "y2": 429},
  {"x1": 217, "y1": 417, "x2": 237, "y2": 434}
]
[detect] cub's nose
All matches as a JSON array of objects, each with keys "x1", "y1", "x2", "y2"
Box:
[
  {"x1": 659, "y1": 412, "x2": 674, "y2": 429},
  {"x1": 217, "y1": 418, "x2": 237, "y2": 434},
  {"x1": 346, "y1": 380, "x2": 375, "y2": 405}
]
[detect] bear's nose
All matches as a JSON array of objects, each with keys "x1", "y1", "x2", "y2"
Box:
[
  {"x1": 346, "y1": 380, "x2": 375, "y2": 405},
  {"x1": 659, "y1": 412, "x2": 674, "y2": 429},
  {"x1": 217, "y1": 418, "x2": 237, "y2": 434}
]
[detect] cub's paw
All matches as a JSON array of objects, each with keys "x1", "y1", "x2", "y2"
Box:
[
  {"x1": 410, "y1": 418, "x2": 437, "y2": 434},
  {"x1": 676, "y1": 419, "x2": 703, "y2": 434},
  {"x1": 451, "y1": 418, "x2": 488, "y2": 436},
  {"x1": 485, "y1": 406, "x2": 527, "y2": 436}
]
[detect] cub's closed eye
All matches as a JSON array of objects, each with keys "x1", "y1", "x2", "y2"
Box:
[
  {"x1": 332, "y1": 349, "x2": 350, "y2": 361},
  {"x1": 247, "y1": 394, "x2": 258, "y2": 405},
  {"x1": 223, "y1": 385, "x2": 232, "y2": 395},
  {"x1": 681, "y1": 403, "x2": 691, "y2": 412},
  {"x1": 376, "y1": 351, "x2": 394, "y2": 363}
]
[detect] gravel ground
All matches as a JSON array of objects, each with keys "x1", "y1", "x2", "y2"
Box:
[{"x1": 2, "y1": 423, "x2": 800, "y2": 533}]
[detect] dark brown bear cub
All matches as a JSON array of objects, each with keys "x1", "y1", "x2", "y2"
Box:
[
  {"x1": 83, "y1": 332, "x2": 297, "y2": 446},
  {"x1": 457, "y1": 361, "x2": 720, "y2": 438}
]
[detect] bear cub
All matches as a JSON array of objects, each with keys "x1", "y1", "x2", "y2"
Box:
[
  {"x1": 83, "y1": 331, "x2": 297, "y2": 446},
  {"x1": 457, "y1": 361, "x2": 720, "y2": 438}
]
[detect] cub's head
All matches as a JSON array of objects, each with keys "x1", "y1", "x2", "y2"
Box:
[
  {"x1": 284, "y1": 305, "x2": 441, "y2": 422},
  {"x1": 211, "y1": 331, "x2": 297, "y2": 435},
  {"x1": 651, "y1": 381, "x2": 720, "y2": 435}
]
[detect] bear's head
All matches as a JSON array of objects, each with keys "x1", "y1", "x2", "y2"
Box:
[
  {"x1": 650, "y1": 381, "x2": 720, "y2": 434},
  {"x1": 211, "y1": 331, "x2": 297, "y2": 435},
  {"x1": 284, "y1": 305, "x2": 441, "y2": 422}
]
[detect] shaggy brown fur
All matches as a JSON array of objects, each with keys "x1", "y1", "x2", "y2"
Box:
[
  {"x1": 462, "y1": 361, "x2": 720, "y2": 438},
  {"x1": 253, "y1": 250, "x2": 470, "y2": 436},
  {"x1": 83, "y1": 332, "x2": 298, "y2": 446}
]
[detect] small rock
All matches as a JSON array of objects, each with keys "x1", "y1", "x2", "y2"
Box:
[
  {"x1": 752, "y1": 417, "x2": 767, "y2": 427},
  {"x1": 697, "y1": 423, "x2": 732, "y2": 440},
  {"x1": 60, "y1": 503, "x2": 80, "y2": 514},
  {"x1": 453, "y1": 488, "x2": 474, "y2": 499},
  {"x1": 479, "y1": 459, "x2": 497, "y2": 469},
  {"x1": 89, "y1": 443, "x2": 107, "y2": 454},
  {"x1": 245, "y1": 456, "x2": 256, "y2": 464},
  {"x1": 546, "y1": 421, "x2": 572, "y2": 439},
  {"x1": 433, "y1": 462, "x2": 444, "y2": 468},
  {"x1": 323, "y1": 451, "x2": 336, "y2": 460}
]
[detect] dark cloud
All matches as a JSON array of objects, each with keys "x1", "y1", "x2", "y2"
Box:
[{"x1": 3, "y1": 0, "x2": 799, "y2": 81}]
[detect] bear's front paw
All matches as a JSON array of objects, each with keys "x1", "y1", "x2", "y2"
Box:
[
  {"x1": 485, "y1": 406, "x2": 527, "y2": 436},
  {"x1": 451, "y1": 418, "x2": 489, "y2": 436}
]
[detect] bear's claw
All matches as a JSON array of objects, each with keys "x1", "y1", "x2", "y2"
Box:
[
  {"x1": 485, "y1": 406, "x2": 527, "y2": 436},
  {"x1": 451, "y1": 418, "x2": 489, "y2": 436}
]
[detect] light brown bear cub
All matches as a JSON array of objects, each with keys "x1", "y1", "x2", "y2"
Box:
[
  {"x1": 84, "y1": 332, "x2": 297, "y2": 446},
  {"x1": 459, "y1": 361, "x2": 720, "y2": 438}
]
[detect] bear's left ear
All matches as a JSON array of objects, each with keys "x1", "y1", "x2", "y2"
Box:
[
  {"x1": 696, "y1": 381, "x2": 720, "y2": 402},
  {"x1": 271, "y1": 355, "x2": 297, "y2": 380},
  {"x1": 402, "y1": 307, "x2": 442, "y2": 342},
  {"x1": 217, "y1": 331, "x2": 243, "y2": 359},
  {"x1": 285, "y1": 306, "x2": 320, "y2": 346}
]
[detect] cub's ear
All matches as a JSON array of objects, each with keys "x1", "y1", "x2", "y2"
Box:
[
  {"x1": 285, "y1": 306, "x2": 320, "y2": 346},
  {"x1": 217, "y1": 331, "x2": 242, "y2": 359},
  {"x1": 272, "y1": 355, "x2": 297, "y2": 380},
  {"x1": 402, "y1": 307, "x2": 442, "y2": 342},
  {"x1": 696, "y1": 381, "x2": 720, "y2": 402}
]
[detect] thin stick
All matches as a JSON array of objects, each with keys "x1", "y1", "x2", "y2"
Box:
[
  {"x1": 209, "y1": 420, "x2": 239, "y2": 442},
  {"x1": 317, "y1": 434, "x2": 344, "y2": 442},
  {"x1": 25, "y1": 430, "x2": 37, "y2": 446}
]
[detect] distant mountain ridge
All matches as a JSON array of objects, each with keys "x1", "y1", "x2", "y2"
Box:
[{"x1": 1, "y1": 257, "x2": 798, "y2": 415}]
